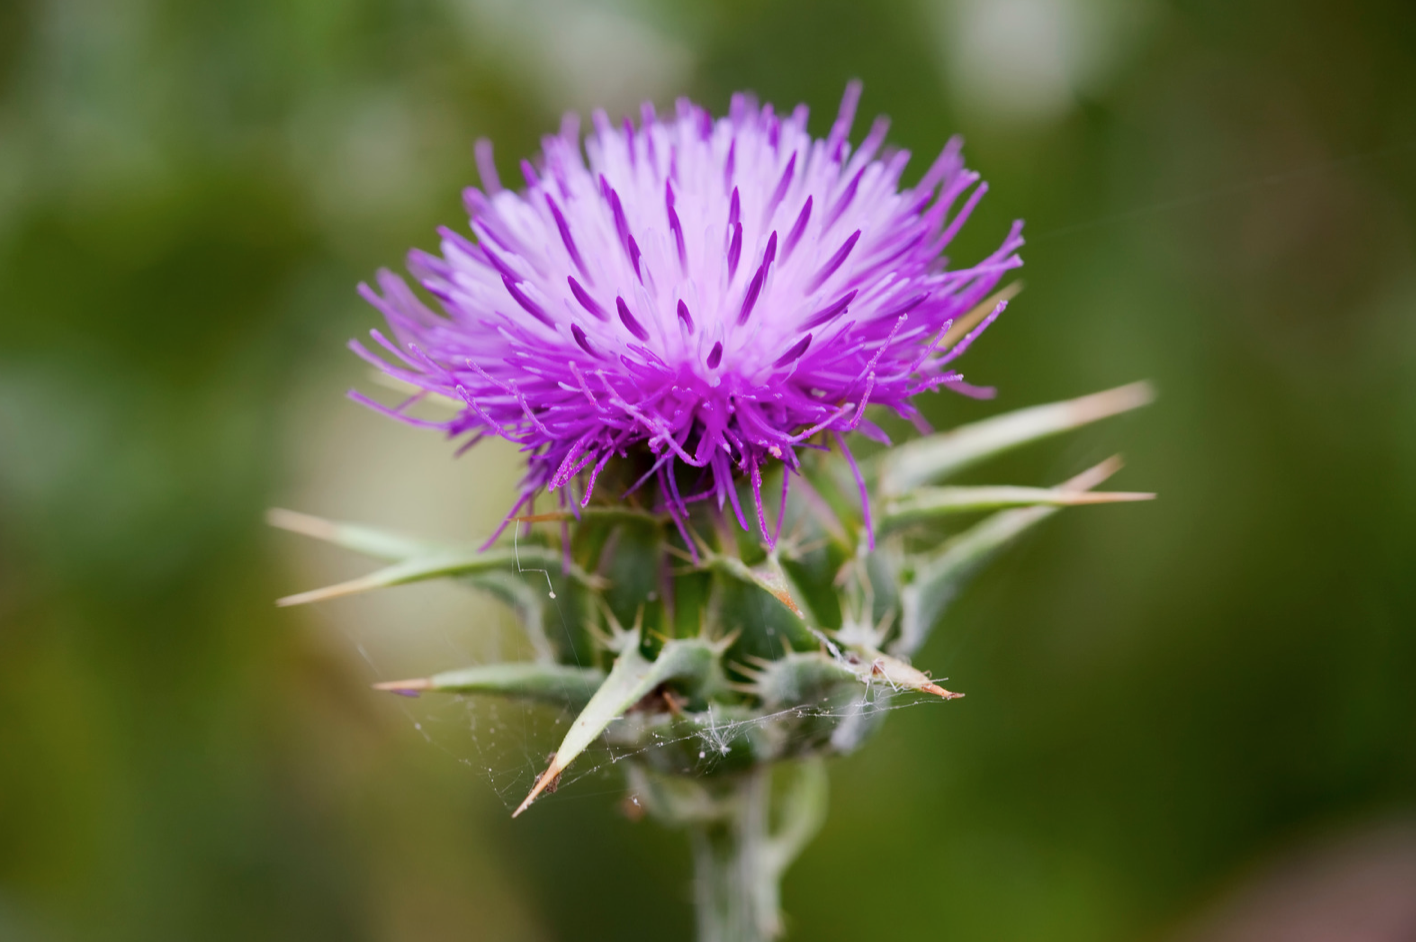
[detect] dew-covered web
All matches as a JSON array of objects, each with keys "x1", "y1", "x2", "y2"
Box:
[
  {"x1": 330, "y1": 600, "x2": 577, "y2": 809},
  {"x1": 365, "y1": 637, "x2": 944, "y2": 812},
  {"x1": 314, "y1": 557, "x2": 950, "y2": 813}
]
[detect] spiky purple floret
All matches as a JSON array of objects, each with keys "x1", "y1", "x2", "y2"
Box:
[{"x1": 353, "y1": 83, "x2": 1024, "y2": 546}]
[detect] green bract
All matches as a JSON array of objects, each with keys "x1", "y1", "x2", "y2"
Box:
[{"x1": 272, "y1": 380, "x2": 1152, "y2": 942}]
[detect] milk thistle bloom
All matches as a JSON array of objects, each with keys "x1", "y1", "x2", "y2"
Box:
[
  {"x1": 351, "y1": 81, "x2": 1023, "y2": 548},
  {"x1": 274, "y1": 83, "x2": 1152, "y2": 942}
]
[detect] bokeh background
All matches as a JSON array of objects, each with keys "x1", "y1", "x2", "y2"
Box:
[{"x1": 2, "y1": 0, "x2": 1414, "y2": 939}]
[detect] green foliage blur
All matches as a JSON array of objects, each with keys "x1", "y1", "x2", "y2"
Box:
[{"x1": 2, "y1": 0, "x2": 1413, "y2": 939}]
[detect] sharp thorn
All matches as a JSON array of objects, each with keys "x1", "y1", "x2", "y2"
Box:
[
  {"x1": 267, "y1": 507, "x2": 340, "y2": 539},
  {"x1": 514, "y1": 759, "x2": 563, "y2": 817},
  {"x1": 1060, "y1": 455, "x2": 1124, "y2": 491},
  {"x1": 276, "y1": 576, "x2": 377, "y2": 606},
  {"x1": 372, "y1": 677, "x2": 434, "y2": 693},
  {"x1": 709, "y1": 626, "x2": 743, "y2": 653},
  {"x1": 728, "y1": 660, "x2": 765, "y2": 680}
]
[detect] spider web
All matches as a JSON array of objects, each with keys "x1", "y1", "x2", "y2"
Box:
[{"x1": 307, "y1": 570, "x2": 946, "y2": 812}]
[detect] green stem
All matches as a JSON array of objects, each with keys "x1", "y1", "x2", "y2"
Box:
[
  {"x1": 686, "y1": 762, "x2": 828, "y2": 942},
  {"x1": 690, "y1": 769, "x2": 771, "y2": 942}
]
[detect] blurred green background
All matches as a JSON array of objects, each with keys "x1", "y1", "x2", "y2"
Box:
[{"x1": 2, "y1": 0, "x2": 1414, "y2": 939}]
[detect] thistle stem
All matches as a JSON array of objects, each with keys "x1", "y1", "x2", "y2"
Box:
[
  {"x1": 687, "y1": 761, "x2": 828, "y2": 942},
  {"x1": 690, "y1": 769, "x2": 773, "y2": 942}
]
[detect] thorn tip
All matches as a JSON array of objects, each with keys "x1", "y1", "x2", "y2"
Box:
[
  {"x1": 514, "y1": 760, "x2": 563, "y2": 817},
  {"x1": 372, "y1": 678, "x2": 434, "y2": 693}
]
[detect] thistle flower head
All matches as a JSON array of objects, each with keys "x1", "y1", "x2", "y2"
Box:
[
  {"x1": 354, "y1": 82, "x2": 1024, "y2": 543},
  {"x1": 281, "y1": 86, "x2": 1152, "y2": 938}
]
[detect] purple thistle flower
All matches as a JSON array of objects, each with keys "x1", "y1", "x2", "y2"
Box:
[{"x1": 352, "y1": 82, "x2": 1024, "y2": 546}]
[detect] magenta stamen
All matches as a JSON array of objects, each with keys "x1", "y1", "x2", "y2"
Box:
[
  {"x1": 763, "y1": 152, "x2": 797, "y2": 225},
  {"x1": 782, "y1": 196, "x2": 813, "y2": 260},
  {"x1": 737, "y1": 232, "x2": 778, "y2": 325},
  {"x1": 666, "y1": 181, "x2": 687, "y2": 272},
  {"x1": 571, "y1": 323, "x2": 599, "y2": 357},
  {"x1": 616, "y1": 296, "x2": 650, "y2": 342},
  {"x1": 474, "y1": 138, "x2": 502, "y2": 193},
  {"x1": 773, "y1": 333, "x2": 812, "y2": 367},
  {"x1": 806, "y1": 230, "x2": 862, "y2": 292},
  {"x1": 567, "y1": 276, "x2": 608, "y2": 321},
  {"x1": 801, "y1": 289, "x2": 857, "y2": 330},
  {"x1": 502, "y1": 276, "x2": 554, "y2": 327},
  {"x1": 833, "y1": 431, "x2": 874, "y2": 551},
  {"x1": 546, "y1": 195, "x2": 591, "y2": 284}
]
